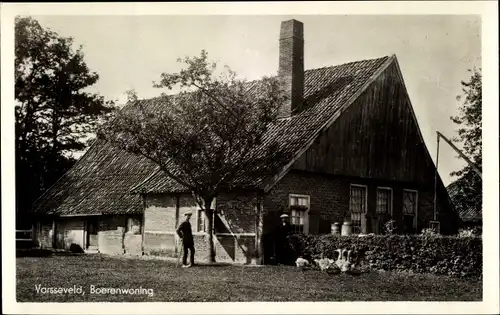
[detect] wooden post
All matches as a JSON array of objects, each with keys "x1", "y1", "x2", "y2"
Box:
[
  {"x1": 141, "y1": 194, "x2": 146, "y2": 255},
  {"x1": 433, "y1": 133, "x2": 440, "y2": 222},
  {"x1": 51, "y1": 218, "x2": 56, "y2": 249},
  {"x1": 174, "y1": 195, "x2": 180, "y2": 255}
]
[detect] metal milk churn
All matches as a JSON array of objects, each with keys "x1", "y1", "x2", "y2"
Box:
[
  {"x1": 331, "y1": 222, "x2": 340, "y2": 235},
  {"x1": 341, "y1": 221, "x2": 352, "y2": 236}
]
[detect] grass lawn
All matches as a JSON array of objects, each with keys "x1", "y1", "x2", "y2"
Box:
[{"x1": 17, "y1": 254, "x2": 482, "y2": 302}]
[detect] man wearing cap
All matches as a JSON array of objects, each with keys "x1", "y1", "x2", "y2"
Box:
[
  {"x1": 176, "y1": 211, "x2": 195, "y2": 267},
  {"x1": 275, "y1": 214, "x2": 293, "y2": 265}
]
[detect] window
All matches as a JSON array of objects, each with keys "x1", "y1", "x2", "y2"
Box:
[
  {"x1": 350, "y1": 185, "x2": 367, "y2": 234},
  {"x1": 289, "y1": 194, "x2": 310, "y2": 234},
  {"x1": 196, "y1": 198, "x2": 216, "y2": 233},
  {"x1": 376, "y1": 188, "x2": 392, "y2": 214},
  {"x1": 403, "y1": 190, "x2": 418, "y2": 233},
  {"x1": 197, "y1": 209, "x2": 206, "y2": 233}
]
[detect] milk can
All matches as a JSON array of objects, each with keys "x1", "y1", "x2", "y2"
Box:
[
  {"x1": 341, "y1": 221, "x2": 352, "y2": 236},
  {"x1": 331, "y1": 222, "x2": 340, "y2": 235}
]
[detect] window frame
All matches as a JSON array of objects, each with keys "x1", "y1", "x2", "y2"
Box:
[
  {"x1": 196, "y1": 209, "x2": 206, "y2": 233},
  {"x1": 288, "y1": 194, "x2": 310, "y2": 234},
  {"x1": 195, "y1": 198, "x2": 216, "y2": 233},
  {"x1": 376, "y1": 187, "x2": 393, "y2": 216},
  {"x1": 402, "y1": 189, "x2": 419, "y2": 230},
  {"x1": 349, "y1": 184, "x2": 368, "y2": 234}
]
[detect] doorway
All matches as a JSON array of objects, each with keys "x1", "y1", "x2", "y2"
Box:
[{"x1": 86, "y1": 217, "x2": 99, "y2": 249}]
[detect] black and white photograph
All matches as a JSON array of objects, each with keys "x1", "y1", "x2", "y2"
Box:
[{"x1": 1, "y1": 2, "x2": 498, "y2": 314}]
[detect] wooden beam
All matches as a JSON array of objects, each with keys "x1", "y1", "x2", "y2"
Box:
[{"x1": 437, "y1": 131, "x2": 482, "y2": 179}]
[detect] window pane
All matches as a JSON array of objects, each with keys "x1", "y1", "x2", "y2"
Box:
[
  {"x1": 350, "y1": 186, "x2": 366, "y2": 214},
  {"x1": 198, "y1": 210, "x2": 205, "y2": 232},
  {"x1": 377, "y1": 189, "x2": 391, "y2": 214},
  {"x1": 403, "y1": 191, "x2": 417, "y2": 215}
]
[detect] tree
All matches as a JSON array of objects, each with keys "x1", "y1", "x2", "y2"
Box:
[
  {"x1": 15, "y1": 16, "x2": 115, "y2": 222},
  {"x1": 99, "y1": 50, "x2": 289, "y2": 263},
  {"x1": 449, "y1": 68, "x2": 482, "y2": 220}
]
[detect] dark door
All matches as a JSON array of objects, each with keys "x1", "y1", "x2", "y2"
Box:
[{"x1": 86, "y1": 218, "x2": 99, "y2": 248}]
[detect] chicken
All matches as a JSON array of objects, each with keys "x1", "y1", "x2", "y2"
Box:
[
  {"x1": 314, "y1": 258, "x2": 332, "y2": 271},
  {"x1": 295, "y1": 257, "x2": 310, "y2": 268}
]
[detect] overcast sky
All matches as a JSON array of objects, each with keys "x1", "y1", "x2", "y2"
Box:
[{"x1": 32, "y1": 15, "x2": 481, "y2": 186}]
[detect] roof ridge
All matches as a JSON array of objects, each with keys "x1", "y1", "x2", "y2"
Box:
[
  {"x1": 125, "y1": 55, "x2": 393, "y2": 105},
  {"x1": 304, "y1": 55, "x2": 392, "y2": 73}
]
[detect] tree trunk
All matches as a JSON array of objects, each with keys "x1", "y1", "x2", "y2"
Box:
[{"x1": 204, "y1": 197, "x2": 216, "y2": 263}]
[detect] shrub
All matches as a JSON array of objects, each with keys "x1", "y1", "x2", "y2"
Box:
[
  {"x1": 458, "y1": 227, "x2": 481, "y2": 237},
  {"x1": 384, "y1": 220, "x2": 397, "y2": 235},
  {"x1": 287, "y1": 234, "x2": 482, "y2": 277},
  {"x1": 420, "y1": 228, "x2": 439, "y2": 237}
]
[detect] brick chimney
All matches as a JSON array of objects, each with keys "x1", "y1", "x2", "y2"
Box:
[{"x1": 278, "y1": 19, "x2": 304, "y2": 118}]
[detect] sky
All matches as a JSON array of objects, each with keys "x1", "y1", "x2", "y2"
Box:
[{"x1": 32, "y1": 15, "x2": 481, "y2": 186}]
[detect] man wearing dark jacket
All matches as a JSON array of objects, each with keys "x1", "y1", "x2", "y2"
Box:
[
  {"x1": 176, "y1": 211, "x2": 195, "y2": 267},
  {"x1": 275, "y1": 214, "x2": 293, "y2": 265}
]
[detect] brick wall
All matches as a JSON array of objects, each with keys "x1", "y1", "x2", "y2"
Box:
[
  {"x1": 215, "y1": 193, "x2": 257, "y2": 234},
  {"x1": 98, "y1": 215, "x2": 126, "y2": 254},
  {"x1": 214, "y1": 234, "x2": 256, "y2": 264},
  {"x1": 264, "y1": 170, "x2": 347, "y2": 236},
  {"x1": 142, "y1": 192, "x2": 258, "y2": 263},
  {"x1": 144, "y1": 194, "x2": 177, "y2": 232},
  {"x1": 143, "y1": 232, "x2": 176, "y2": 255},
  {"x1": 264, "y1": 170, "x2": 454, "y2": 237},
  {"x1": 124, "y1": 233, "x2": 142, "y2": 255}
]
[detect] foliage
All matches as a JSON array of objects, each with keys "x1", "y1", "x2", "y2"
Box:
[
  {"x1": 287, "y1": 234, "x2": 482, "y2": 277},
  {"x1": 15, "y1": 16, "x2": 115, "y2": 220},
  {"x1": 449, "y1": 68, "x2": 482, "y2": 219},
  {"x1": 458, "y1": 227, "x2": 481, "y2": 237},
  {"x1": 420, "y1": 228, "x2": 439, "y2": 237},
  {"x1": 384, "y1": 219, "x2": 397, "y2": 235},
  {"x1": 99, "y1": 50, "x2": 288, "y2": 262}
]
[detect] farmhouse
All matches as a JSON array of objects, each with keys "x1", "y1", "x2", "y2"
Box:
[{"x1": 30, "y1": 19, "x2": 459, "y2": 264}]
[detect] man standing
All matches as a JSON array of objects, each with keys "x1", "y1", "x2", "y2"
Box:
[
  {"x1": 176, "y1": 211, "x2": 195, "y2": 268},
  {"x1": 275, "y1": 213, "x2": 292, "y2": 265}
]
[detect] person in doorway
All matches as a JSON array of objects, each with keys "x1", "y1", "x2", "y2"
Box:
[
  {"x1": 176, "y1": 211, "x2": 195, "y2": 268},
  {"x1": 275, "y1": 213, "x2": 293, "y2": 265}
]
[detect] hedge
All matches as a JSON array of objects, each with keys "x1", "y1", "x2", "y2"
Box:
[{"x1": 286, "y1": 234, "x2": 482, "y2": 277}]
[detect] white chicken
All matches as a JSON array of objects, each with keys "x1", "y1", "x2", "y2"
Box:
[
  {"x1": 295, "y1": 257, "x2": 310, "y2": 269},
  {"x1": 314, "y1": 258, "x2": 332, "y2": 271}
]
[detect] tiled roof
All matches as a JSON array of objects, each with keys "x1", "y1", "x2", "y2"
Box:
[
  {"x1": 31, "y1": 139, "x2": 158, "y2": 215},
  {"x1": 447, "y1": 181, "x2": 482, "y2": 222},
  {"x1": 33, "y1": 55, "x2": 392, "y2": 215},
  {"x1": 132, "y1": 55, "x2": 392, "y2": 194}
]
